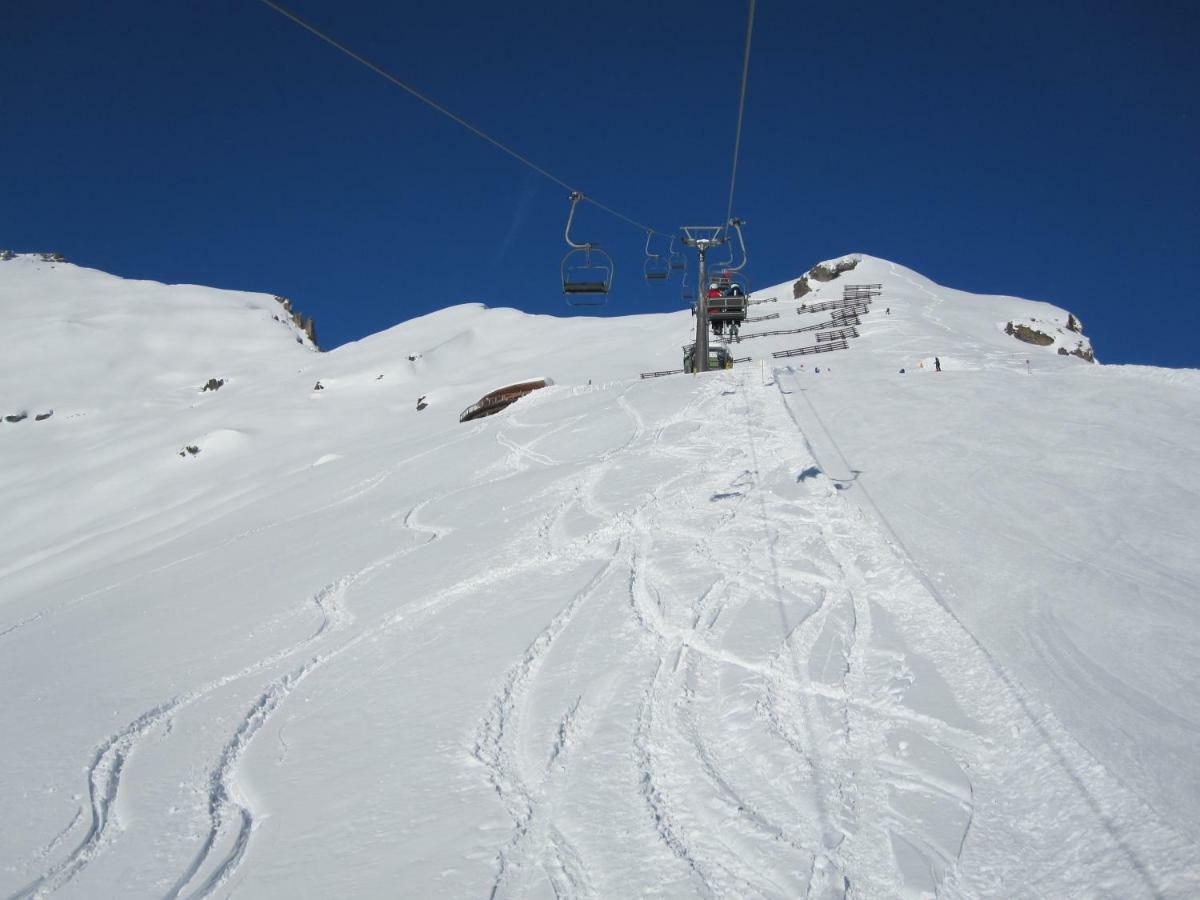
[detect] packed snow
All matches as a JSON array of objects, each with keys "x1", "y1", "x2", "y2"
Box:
[{"x1": 1, "y1": 251, "x2": 1197, "y2": 898}]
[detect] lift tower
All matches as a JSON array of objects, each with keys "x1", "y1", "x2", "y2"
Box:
[{"x1": 680, "y1": 226, "x2": 729, "y2": 372}]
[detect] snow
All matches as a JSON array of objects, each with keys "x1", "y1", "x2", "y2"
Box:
[{"x1": 1, "y1": 251, "x2": 1198, "y2": 897}]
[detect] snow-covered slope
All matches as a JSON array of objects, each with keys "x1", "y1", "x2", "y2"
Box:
[{"x1": 1, "y1": 252, "x2": 1197, "y2": 898}]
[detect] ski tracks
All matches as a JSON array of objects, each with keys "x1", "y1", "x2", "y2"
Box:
[
  {"x1": 471, "y1": 380, "x2": 753, "y2": 898},
  {"x1": 772, "y1": 366, "x2": 1199, "y2": 897},
  {"x1": 472, "y1": 548, "x2": 622, "y2": 900},
  {"x1": 15, "y1": 424, "x2": 519, "y2": 898},
  {"x1": 599, "y1": 372, "x2": 996, "y2": 897}
]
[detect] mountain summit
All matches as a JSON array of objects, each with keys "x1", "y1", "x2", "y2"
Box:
[{"x1": 1, "y1": 254, "x2": 1196, "y2": 898}]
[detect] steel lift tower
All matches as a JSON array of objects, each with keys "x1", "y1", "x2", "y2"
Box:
[{"x1": 680, "y1": 226, "x2": 729, "y2": 372}]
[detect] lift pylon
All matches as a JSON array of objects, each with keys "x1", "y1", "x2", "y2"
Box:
[{"x1": 680, "y1": 227, "x2": 728, "y2": 373}]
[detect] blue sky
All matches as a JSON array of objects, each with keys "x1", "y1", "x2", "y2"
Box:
[{"x1": 3, "y1": 1, "x2": 1197, "y2": 366}]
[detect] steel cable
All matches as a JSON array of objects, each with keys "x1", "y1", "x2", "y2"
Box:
[
  {"x1": 256, "y1": 0, "x2": 662, "y2": 235},
  {"x1": 723, "y1": 0, "x2": 756, "y2": 231}
]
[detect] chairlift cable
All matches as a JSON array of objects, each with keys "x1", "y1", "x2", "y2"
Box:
[
  {"x1": 256, "y1": 0, "x2": 662, "y2": 235},
  {"x1": 723, "y1": 0, "x2": 756, "y2": 231}
]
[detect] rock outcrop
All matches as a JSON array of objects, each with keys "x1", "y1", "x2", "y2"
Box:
[
  {"x1": 793, "y1": 256, "x2": 861, "y2": 299},
  {"x1": 274, "y1": 295, "x2": 319, "y2": 349}
]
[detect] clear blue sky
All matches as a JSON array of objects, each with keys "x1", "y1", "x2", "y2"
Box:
[{"x1": 3, "y1": 1, "x2": 1197, "y2": 366}]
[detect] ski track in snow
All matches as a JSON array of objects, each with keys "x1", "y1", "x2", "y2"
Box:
[
  {"x1": 774, "y1": 366, "x2": 1195, "y2": 898},
  {"x1": 0, "y1": 426, "x2": 486, "y2": 645},
  {"x1": 466, "y1": 368, "x2": 1196, "y2": 898},
  {"x1": 14, "y1": 387, "x2": 659, "y2": 898},
  {"x1": 471, "y1": 386, "x2": 703, "y2": 899},
  {"x1": 13, "y1": 367, "x2": 1198, "y2": 897},
  {"x1": 12, "y1": 423, "x2": 521, "y2": 898},
  {"x1": 9, "y1": 576, "x2": 357, "y2": 900},
  {"x1": 468, "y1": 373, "x2": 965, "y2": 897}
]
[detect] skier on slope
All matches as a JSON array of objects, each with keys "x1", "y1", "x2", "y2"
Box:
[{"x1": 935, "y1": 357, "x2": 942, "y2": 372}]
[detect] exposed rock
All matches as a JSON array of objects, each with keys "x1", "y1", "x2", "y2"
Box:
[
  {"x1": 35, "y1": 411, "x2": 53, "y2": 421},
  {"x1": 313, "y1": 381, "x2": 324, "y2": 391},
  {"x1": 0, "y1": 250, "x2": 14, "y2": 261},
  {"x1": 416, "y1": 395, "x2": 428, "y2": 411},
  {"x1": 794, "y1": 257, "x2": 860, "y2": 299},
  {"x1": 1070, "y1": 343, "x2": 1095, "y2": 363},
  {"x1": 201, "y1": 378, "x2": 225, "y2": 392},
  {"x1": 273, "y1": 295, "x2": 320, "y2": 349},
  {"x1": 1067, "y1": 313, "x2": 1083, "y2": 333},
  {"x1": 5, "y1": 412, "x2": 28, "y2": 423},
  {"x1": 1006, "y1": 321, "x2": 1054, "y2": 346},
  {"x1": 38, "y1": 251, "x2": 66, "y2": 262},
  {"x1": 179, "y1": 445, "x2": 201, "y2": 457},
  {"x1": 809, "y1": 257, "x2": 859, "y2": 282}
]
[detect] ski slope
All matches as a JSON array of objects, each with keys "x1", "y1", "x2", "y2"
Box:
[{"x1": 1, "y1": 252, "x2": 1198, "y2": 898}]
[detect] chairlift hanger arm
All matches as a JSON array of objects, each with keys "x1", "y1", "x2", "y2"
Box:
[
  {"x1": 564, "y1": 191, "x2": 591, "y2": 250},
  {"x1": 727, "y1": 218, "x2": 748, "y2": 272},
  {"x1": 644, "y1": 230, "x2": 659, "y2": 259}
]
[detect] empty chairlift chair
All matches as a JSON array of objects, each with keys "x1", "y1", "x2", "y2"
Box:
[
  {"x1": 681, "y1": 270, "x2": 696, "y2": 303},
  {"x1": 643, "y1": 231, "x2": 669, "y2": 282},
  {"x1": 561, "y1": 191, "x2": 613, "y2": 306},
  {"x1": 668, "y1": 235, "x2": 686, "y2": 272}
]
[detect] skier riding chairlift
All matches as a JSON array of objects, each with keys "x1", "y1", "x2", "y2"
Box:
[{"x1": 708, "y1": 281, "x2": 725, "y2": 335}]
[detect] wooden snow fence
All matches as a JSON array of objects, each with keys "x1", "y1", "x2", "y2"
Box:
[
  {"x1": 739, "y1": 316, "x2": 860, "y2": 342},
  {"x1": 459, "y1": 378, "x2": 552, "y2": 423},
  {"x1": 640, "y1": 369, "x2": 684, "y2": 379},
  {"x1": 831, "y1": 303, "x2": 870, "y2": 320},
  {"x1": 640, "y1": 357, "x2": 752, "y2": 379},
  {"x1": 772, "y1": 339, "x2": 850, "y2": 359},
  {"x1": 797, "y1": 297, "x2": 873, "y2": 315}
]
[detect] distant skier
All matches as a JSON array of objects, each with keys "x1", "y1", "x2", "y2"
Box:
[
  {"x1": 935, "y1": 357, "x2": 941, "y2": 372},
  {"x1": 886, "y1": 307, "x2": 890, "y2": 315}
]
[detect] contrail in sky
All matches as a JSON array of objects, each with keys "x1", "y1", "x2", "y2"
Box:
[{"x1": 493, "y1": 172, "x2": 540, "y2": 265}]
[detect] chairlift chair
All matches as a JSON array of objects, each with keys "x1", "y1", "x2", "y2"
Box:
[
  {"x1": 706, "y1": 272, "x2": 750, "y2": 325},
  {"x1": 704, "y1": 219, "x2": 751, "y2": 323},
  {"x1": 644, "y1": 258, "x2": 670, "y2": 281},
  {"x1": 561, "y1": 192, "x2": 613, "y2": 306},
  {"x1": 681, "y1": 270, "x2": 696, "y2": 303},
  {"x1": 667, "y1": 235, "x2": 685, "y2": 271},
  {"x1": 643, "y1": 231, "x2": 669, "y2": 282}
]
